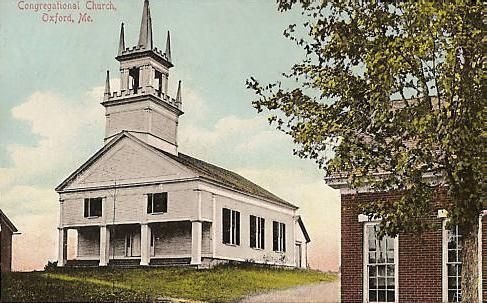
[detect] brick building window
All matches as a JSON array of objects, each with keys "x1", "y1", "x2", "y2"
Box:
[
  {"x1": 364, "y1": 223, "x2": 397, "y2": 303},
  {"x1": 445, "y1": 225, "x2": 463, "y2": 302},
  {"x1": 84, "y1": 198, "x2": 102, "y2": 217},
  {"x1": 222, "y1": 208, "x2": 240, "y2": 245},
  {"x1": 147, "y1": 193, "x2": 168, "y2": 213},
  {"x1": 250, "y1": 215, "x2": 265, "y2": 249},
  {"x1": 273, "y1": 221, "x2": 286, "y2": 252}
]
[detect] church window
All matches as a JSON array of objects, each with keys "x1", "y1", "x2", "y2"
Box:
[
  {"x1": 223, "y1": 208, "x2": 240, "y2": 245},
  {"x1": 147, "y1": 193, "x2": 168, "y2": 214},
  {"x1": 84, "y1": 198, "x2": 102, "y2": 217},
  {"x1": 273, "y1": 221, "x2": 286, "y2": 252}
]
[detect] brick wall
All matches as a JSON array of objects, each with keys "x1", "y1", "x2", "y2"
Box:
[
  {"x1": 398, "y1": 223, "x2": 443, "y2": 302},
  {"x1": 341, "y1": 193, "x2": 365, "y2": 303},
  {"x1": 483, "y1": 215, "x2": 486, "y2": 300},
  {"x1": 340, "y1": 191, "x2": 481, "y2": 303}
]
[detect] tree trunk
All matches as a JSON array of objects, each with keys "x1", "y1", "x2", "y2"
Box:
[{"x1": 461, "y1": 224, "x2": 479, "y2": 303}]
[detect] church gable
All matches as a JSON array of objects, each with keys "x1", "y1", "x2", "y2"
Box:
[{"x1": 60, "y1": 135, "x2": 196, "y2": 191}]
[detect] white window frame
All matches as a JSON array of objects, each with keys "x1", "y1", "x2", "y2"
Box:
[
  {"x1": 363, "y1": 221, "x2": 399, "y2": 303},
  {"x1": 441, "y1": 213, "x2": 484, "y2": 303}
]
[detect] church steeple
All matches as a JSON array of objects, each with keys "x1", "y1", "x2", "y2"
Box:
[
  {"x1": 101, "y1": 0, "x2": 183, "y2": 155},
  {"x1": 138, "y1": 0, "x2": 153, "y2": 49}
]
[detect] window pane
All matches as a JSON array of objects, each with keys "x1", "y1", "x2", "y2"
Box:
[
  {"x1": 369, "y1": 290, "x2": 377, "y2": 302},
  {"x1": 369, "y1": 266, "x2": 377, "y2": 278},
  {"x1": 369, "y1": 277, "x2": 377, "y2": 289},
  {"x1": 378, "y1": 277, "x2": 386, "y2": 288},
  {"x1": 260, "y1": 218, "x2": 265, "y2": 249},
  {"x1": 448, "y1": 277, "x2": 458, "y2": 289},
  {"x1": 378, "y1": 290, "x2": 386, "y2": 301},
  {"x1": 387, "y1": 290, "x2": 395, "y2": 302},
  {"x1": 153, "y1": 193, "x2": 167, "y2": 213},
  {"x1": 387, "y1": 250, "x2": 395, "y2": 263},
  {"x1": 369, "y1": 251, "x2": 376, "y2": 264},
  {"x1": 91, "y1": 198, "x2": 102, "y2": 217},
  {"x1": 386, "y1": 276, "x2": 395, "y2": 288},
  {"x1": 378, "y1": 265, "x2": 386, "y2": 277}
]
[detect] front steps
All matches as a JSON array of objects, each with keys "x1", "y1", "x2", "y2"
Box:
[{"x1": 149, "y1": 258, "x2": 191, "y2": 267}]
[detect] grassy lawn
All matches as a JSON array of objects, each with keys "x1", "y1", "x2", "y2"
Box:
[{"x1": 1, "y1": 265, "x2": 336, "y2": 302}]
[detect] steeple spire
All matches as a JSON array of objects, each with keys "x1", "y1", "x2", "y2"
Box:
[
  {"x1": 118, "y1": 23, "x2": 125, "y2": 55},
  {"x1": 104, "y1": 70, "x2": 111, "y2": 99},
  {"x1": 138, "y1": 0, "x2": 153, "y2": 49},
  {"x1": 176, "y1": 80, "x2": 182, "y2": 105},
  {"x1": 165, "y1": 31, "x2": 172, "y2": 62}
]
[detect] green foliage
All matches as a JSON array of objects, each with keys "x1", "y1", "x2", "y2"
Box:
[
  {"x1": 0, "y1": 266, "x2": 335, "y2": 302},
  {"x1": 247, "y1": 1, "x2": 485, "y2": 237}
]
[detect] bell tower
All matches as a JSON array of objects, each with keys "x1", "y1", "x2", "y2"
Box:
[{"x1": 102, "y1": 0, "x2": 183, "y2": 155}]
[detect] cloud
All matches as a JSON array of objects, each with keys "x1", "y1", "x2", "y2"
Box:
[{"x1": 0, "y1": 85, "x2": 108, "y2": 271}]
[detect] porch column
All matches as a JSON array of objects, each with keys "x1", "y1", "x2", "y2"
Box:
[
  {"x1": 57, "y1": 227, "x2": 67, "y2": 267},
  {"x1": 99, "y1": 225, "x2": 110, "y2": 266},
  {"x1": 191, "y1": 221, "x2": 202, "y2": 265},
  {"x1": 140, "y1": 223, "x2": 151, "y2": 266}
]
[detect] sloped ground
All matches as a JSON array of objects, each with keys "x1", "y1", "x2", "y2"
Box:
[{"x1": 1, "y1": 265, "x2": 336, "y2": 302}]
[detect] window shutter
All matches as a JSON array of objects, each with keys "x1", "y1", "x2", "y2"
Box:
[
  {"x1": 282, "y1": 223, "x2": 286, "y2": 252},
  {"x1": 84, "y1": 198, "x2": 89, "y2": 217},
  {"x1": 222, "y1": 208, "x2": 230, "y2": 244},
  {"x1": 273, "y1": 221, "x2": 278, "y2": 251},
  {"x1": 250, "y1": 215, "x2": 256, "y2": 248},
  {"x1": 147, "y1": 194, "x2": 152, "y2": 213},
  {"x1": 260, "y1": 218, "x2": 265, "y2": 249},
  {"x1": 235, "y1": 211, "x2": 240, "y2": 245}
]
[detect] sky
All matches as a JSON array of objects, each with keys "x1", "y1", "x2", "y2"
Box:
[{"x1": 0, "y1": 0, "x2": 340, "y2": 272}]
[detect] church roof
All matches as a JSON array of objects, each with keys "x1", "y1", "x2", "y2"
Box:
[{"x1": 159, "y1": 149, "x2": 297, "y2": 209}]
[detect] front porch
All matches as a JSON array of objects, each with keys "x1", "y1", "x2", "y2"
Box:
[{"x1": 58, "y1": 221, "x2": 212, "y2": 267}]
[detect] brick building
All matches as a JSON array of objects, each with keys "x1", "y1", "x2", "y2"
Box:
[
  {"x1": 0, "y1": 209, "x2": 18, "y2": 272},
  {"x1": 326, "y1": 178, "x2": 486, "y2": 303}
]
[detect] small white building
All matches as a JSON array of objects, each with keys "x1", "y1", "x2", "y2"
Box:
[{"x1": 56, "y1": 0, "x2": 310, "y2": 269}]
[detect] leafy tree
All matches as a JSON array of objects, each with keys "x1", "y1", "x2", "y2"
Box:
[{"x1": 247, "y1": 1, "x2": 485, "y2": 301}]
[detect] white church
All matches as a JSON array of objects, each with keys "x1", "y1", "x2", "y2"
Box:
[{"x1": 55, "y1": 0, "x2": 310, "y2": 269}]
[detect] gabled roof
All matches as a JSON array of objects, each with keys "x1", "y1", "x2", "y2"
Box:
[
  {"x1": 56, "y1": 131, "x2": 298, "y2": 209},
  {"x1": 297, "y1": 215, "x2": 311, "y2": 243},
  {"x1": 0, "y1": 209, "x2": 18, "y2": 233}
]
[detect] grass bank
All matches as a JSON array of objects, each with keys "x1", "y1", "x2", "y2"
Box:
[{"x1": 1, "y1": 265, "x2": 336, "y2": 302}]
